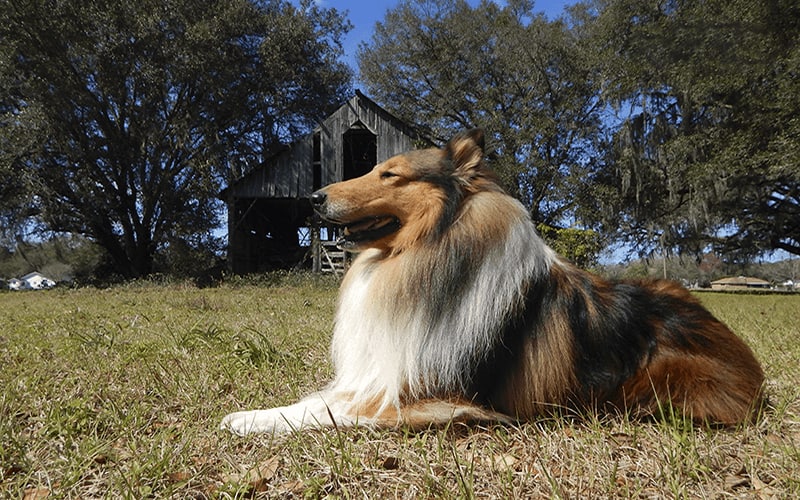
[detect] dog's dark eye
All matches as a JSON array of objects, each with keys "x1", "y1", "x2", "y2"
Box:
[{"x1": 380, "y1": 171, "x2": 397, "y2": 179}]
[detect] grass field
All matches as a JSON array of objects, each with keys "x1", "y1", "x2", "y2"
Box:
[{"x1": 1, "y1": 275, "x2": 799, "y2": 498}]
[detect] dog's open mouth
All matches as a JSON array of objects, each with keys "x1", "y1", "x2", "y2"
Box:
[{"x1": 337, "y1": 216, "x2": 401, "y2": 249}]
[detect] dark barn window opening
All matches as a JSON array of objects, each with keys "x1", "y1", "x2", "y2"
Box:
[
  {"x1": 343, "y1": 126, "x2": 377, "y2": 180},
  {"x1": 312, "y1": 132, "x2": 322, "y2": 191}
]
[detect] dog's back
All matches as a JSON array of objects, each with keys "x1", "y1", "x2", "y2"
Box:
[{"x1": 486, "y1": 261, "x2": 764, "y2": 424}]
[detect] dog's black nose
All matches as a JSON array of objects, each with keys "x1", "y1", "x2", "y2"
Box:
[{"x1": 310, "y1": 190, "x2": 327, "y2": 207}]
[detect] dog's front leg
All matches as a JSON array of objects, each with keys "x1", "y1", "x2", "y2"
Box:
[{"x1": 220, "y1": 392, "x2": 357, "y2": 436}]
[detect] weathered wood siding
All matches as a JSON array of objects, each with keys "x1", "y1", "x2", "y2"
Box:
[
  {"x1": 228, "y1": 92, "x2": 418, "y2": 200},
  {"x1": 225, "y1": 92, "x2": 421, "y2": 273},
  {"x1": 228, "y1": 135, "x2": 313, "y2": 199},
  {"x1": 318, "y1": 92, "x2": 417, "y2": 184}
]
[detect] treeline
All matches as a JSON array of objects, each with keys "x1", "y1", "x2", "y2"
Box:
[
  {"x1": 0, "y1": 235, "x2": 222, "y2": 285},
  {"x1": 1, "y1": 0, "x2": 798, "y2": 280},
  {"x1": 599, "y1": 253, "x2": 798, "y2": 286},
  {"x1": 2, "y1": 232, "x2": 795, "y2": 290}
]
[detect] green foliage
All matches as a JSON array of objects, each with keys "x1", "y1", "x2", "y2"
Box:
[
  {"x1": 599, "y1": 253, "x2": 799, "y2": 287},
  {"x1": 582, "y1": 0, "x2": 800, "y2": 258},
  {"x1": 537, "y1": 224, "x2": 603, "y2": 268},
  {"x1": 359, "y1": 0, "x2": 798, "y2": 262},
  {"x1": 0, "y1": 0, "x2": 352, "y2": 278},
  {"x1": 357, "y1": 0, "x2": 605, "y2": 227},
  {"x1": 0, "y1": 234, "x2": 104, "y2": 282}
]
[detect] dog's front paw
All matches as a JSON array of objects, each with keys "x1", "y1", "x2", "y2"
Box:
[{"x1": 220, "y1": 410, "x2": 282, "y2": 436}]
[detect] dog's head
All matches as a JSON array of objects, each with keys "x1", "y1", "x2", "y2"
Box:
[{"x1": 311, "y1": 128, "x2": 497, "y2": 254}]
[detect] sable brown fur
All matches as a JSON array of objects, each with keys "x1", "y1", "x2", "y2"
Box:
[
  {"x1": 490, "y1": 263, "x2": 764, "y2": 425},
  {"x1": 221, "y1": 128, "x2": 764, "y2": 436}
]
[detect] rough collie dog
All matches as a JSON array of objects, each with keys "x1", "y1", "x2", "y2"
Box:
[{"x1": 221, "y1": 129, "x2": 764, "y2": 436}]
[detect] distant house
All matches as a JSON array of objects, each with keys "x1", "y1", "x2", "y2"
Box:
[
  {"x1": 7, "y1": 278, "x2": 23, "y2": 291},
  {"x1": 710, "y1": 276, "x2": 771, "y2": 291},
  {"x1": 222, "y1": 91, "x2": 424, "y2": 274},
  {"x1": 19, "y1": 272, "x2": 56, "y2": 290},
  {"x1": 780, "y1": 279, "x2": 799, "y2": 290}
]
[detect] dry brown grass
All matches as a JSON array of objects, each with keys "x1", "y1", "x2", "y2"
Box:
[{"x1": 1, "y1": 277, "x2": 798, "y2": 498}]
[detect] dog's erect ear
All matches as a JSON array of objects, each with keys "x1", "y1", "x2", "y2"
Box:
[{"x1": 444, "y1": 129, "x2": 485, "y2": 178}]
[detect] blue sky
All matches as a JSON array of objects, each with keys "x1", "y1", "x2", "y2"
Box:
[{"x1": 312, "y1": 1, "x2": 575, "y2": 72}]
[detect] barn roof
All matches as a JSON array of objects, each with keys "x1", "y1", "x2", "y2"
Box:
[
  {"x1": 343, "y1": 90, "x2": 419, "y2": 138},
  {"x1": 222, "y1": 91, "x2": 422, "y2": 200}
]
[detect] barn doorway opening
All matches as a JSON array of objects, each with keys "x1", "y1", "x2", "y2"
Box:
[{"x1": 343, "y1": 124, "x2": 377, "y2": 180}]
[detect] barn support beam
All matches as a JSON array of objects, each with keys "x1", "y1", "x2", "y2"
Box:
[{"x1": 311, "y1": 217, "x2": 321, "y2": 274}]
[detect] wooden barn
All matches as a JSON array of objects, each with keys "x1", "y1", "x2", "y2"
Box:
[{"x1": 223, "y1": 91, "x2": 422, "y2": 274}]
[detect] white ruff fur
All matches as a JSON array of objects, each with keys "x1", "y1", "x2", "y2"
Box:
[{"x1": 221, "y1": 195, "x2": 556, "y2": 435}]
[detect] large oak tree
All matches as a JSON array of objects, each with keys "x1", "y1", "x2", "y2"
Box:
[
  {"x1": 0, "y1": 0, "x2": 352, "y2": 277},
  {"x1": 581, "y1": 0, "x2": 800, "y2": 259},
  {"x1": 358, "y1": 0, "x2": 799, "y2": 262},
  {"x1": 357, "y1": 0, "x2": 606, "y2": 229}
]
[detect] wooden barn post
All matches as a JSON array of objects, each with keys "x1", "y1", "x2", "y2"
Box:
[{"x1": 311, "y1": 216, "x2": 322, "y2": 273}]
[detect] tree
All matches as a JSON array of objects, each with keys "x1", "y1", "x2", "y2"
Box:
[
  {"x1": 536, "y1": 224, "x2": 603, "y2": 269},
  {"x1": 0, "y1": 57, "x2": 39, "y2": 246},
  {"x1": 357, "y1": 0, "x2": 606, "y2": 229},
  {"x1": 0, "y1": 235, "x2": 104, "y2": 283},
  {"x1": 0, "y1": 0, "x2": 352, "y2": 277},
  {"x1": 582, "y1": 0, "x2": 800, "y2": 258}
]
